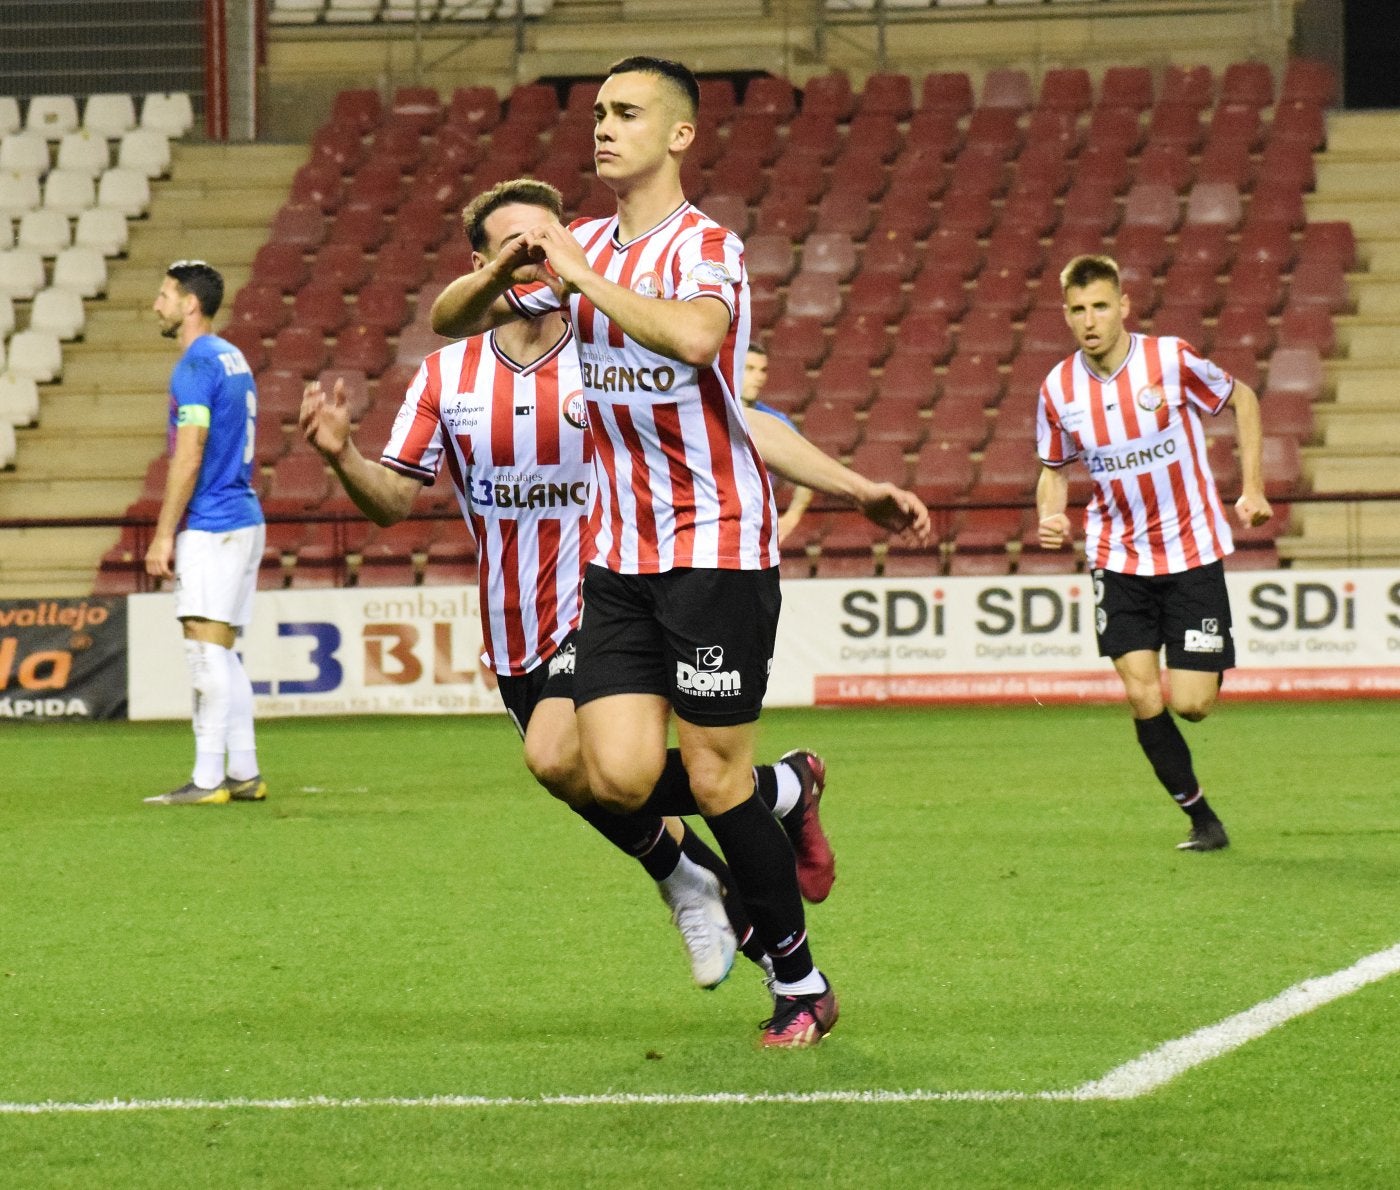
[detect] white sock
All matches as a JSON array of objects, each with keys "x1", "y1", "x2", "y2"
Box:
[
  {"x1": 225, "y1": 648, "x2": 259, "y2": 780},
  {"x1": 772, "y1": 761, "x2": 803, "y2": 819},
  {"x1": 185, "y1": 638, "x2": 231, "y2": 789},
  {"x1": 774, "y1": 969, "x2": 827, "y2": 997}
]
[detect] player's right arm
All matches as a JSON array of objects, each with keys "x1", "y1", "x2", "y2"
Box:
[
  {"x1": 145, "y1": 422, "x2": 205, "y2": 578},
  {"x1": 430, "y1": 233, "x2": 550, "y2": 338},
  {"x1": 300, "y1": 378, "x2": 423, "y2": 526},
  {"x1": 1036, "y1": 466, "x2": 1072, "y2": 549}
]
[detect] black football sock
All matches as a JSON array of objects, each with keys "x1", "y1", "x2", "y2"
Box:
[
  {"x1": 642, "y1": 748, "x2": 779, "y2": 816},
  {"x1": 573, "y1": 804, "x2": 681, "y2": 882},
  {"x1": 677, "y1": 822, "x2": 765, "y2": 965},
  {"x1": 1133, "y1": 710, "x2": 1218, "y2": 822},
  {"x1": 704, "y1": 794, "x2": 813, "y2": 984}
]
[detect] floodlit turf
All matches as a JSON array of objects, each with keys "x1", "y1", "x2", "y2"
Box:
[{"x1": 2, "y1": 702, "x2": 1398, "y2": 1187}]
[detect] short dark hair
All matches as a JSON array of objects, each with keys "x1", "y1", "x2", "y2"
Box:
[
  {"x1": 1060, "y1": 254, "x2": 1121, "y2": 295},
  {"x1": 607, "y1": 55, "x2": 699, "y2": 117},
  {"x1": 745, "y1": 341, "x2": 766, "y2": 358},
  {"x1": 460, "y1": 178, "x2": 564, "y2": 251},
  {"x1": 166, "y1": 259, "x2": 224, "y2": 318}
]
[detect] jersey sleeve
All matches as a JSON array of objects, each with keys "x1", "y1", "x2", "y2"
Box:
[
  {"x1": 671, "y1": 224, "x2": 743, "y2": 319},
  {"x1": 1035, "y1": 383, "x2": 1078, "y2": 467},
  {"x1": 380, "y1": 357, "x2": 445, "y2": 484},
  {"x1": 170, "y1": 353, "x2": 220, "y2": 428},
  {"x1": 505, "y1": 277, "x2": 564, "y2": 320},
  {"x1": 1177, "y1": 339, "x2": 1235, "y2": 416}
]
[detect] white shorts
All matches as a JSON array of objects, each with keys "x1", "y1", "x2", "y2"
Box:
[{"x1": 174, "y1": 524, "x2": 265, "y2": 628}]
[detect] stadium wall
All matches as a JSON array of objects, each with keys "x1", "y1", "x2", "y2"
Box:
[{"x1": 4, "y1": 566, "x2": 1376, "y2": 722}]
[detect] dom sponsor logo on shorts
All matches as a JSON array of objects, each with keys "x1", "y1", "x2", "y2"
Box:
[{"x1": 676, "y1": 645, "x2": 741, "y2": 696}]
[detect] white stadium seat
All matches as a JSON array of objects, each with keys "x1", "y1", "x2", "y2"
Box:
[
  {"x1": 0, "y1": 247, "x2": 45, "y2": 299},
  {"x1": 140, "y1": 93, "x2": 194, "y2": 137},
  {"x1": 52, "y1": 245, "x2": 107, "y2": 297},
  {"x1": 5, "y1": 329, "x2": 62, "y2": 382},
  {"x1": 117, "y1": 129, "x2": 171, "y2": 178},
  {"x1": 326, "y1": 0, "x2": 380, "y2": 21},
  {"x1": 0, "y1": 418, "x2": 16, "y2": 469},
  {"x1": 0, "y1": 292, "x2": 13, "y2": 337},
  {"x1": 0, "y1": 171, "x2": 41, "y2": 220},
  {"x1": 25, "y1": 95, "x2": 80, "y2": 141},
  {"x1": 0, "y1": 97, "x2": 19, "y2": 137},
  {"x1": 41, "y1": 168, "x2": 95, "y2": 217},
  {"x1": 269, "y1": 0, "x2": 326, "y2": 21},
  {"x1": 17, "y1": 208, "x2": 72, "y2": 257},
  {"x1": 0, "y1": 131, "x2": 51, "y2": 177},
  {"x1": 74, "y1": 206, "x2": 128, "y2": 256},
  {"x1": 56, "y1": 129, "x2": 110, "y2": 178},
  {"x1": 0, "y1": 370, "x2": 40, "y2": 425},
  {"x1": 83, "y1": 93, "x2": 137, "y2": 139},
  {"x1": 96, "y1": 166, "x2": 150, "y2": 217},
  {"x1": 29, "y1": 286, "x2": 85, "y2": 340}
]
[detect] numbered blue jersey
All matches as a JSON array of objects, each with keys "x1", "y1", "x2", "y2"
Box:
[{"x1": 168, "y1": 333, "x2": 263, "y2": 532}]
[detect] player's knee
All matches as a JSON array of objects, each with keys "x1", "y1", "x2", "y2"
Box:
[
  {"x1": 1173, "y1": 699, "x2": 1214, "y2": 723},
  {"x1": 587, "y1": 776, "x2": 648, "y2": 816},
  {"x1": 523, "y1": 741, "x2": 587, "y2": 806}
]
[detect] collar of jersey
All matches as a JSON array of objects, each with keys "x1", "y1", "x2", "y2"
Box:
[
  {"x1": 1077, "y1": 332, "x2": 1139, "y2": 387},
  {"x1": 489, "y1": 322, "x2": 574, "y2": 375},
  {"x1": 609, "y1": 201, "x2": 691, "y2": 250}
]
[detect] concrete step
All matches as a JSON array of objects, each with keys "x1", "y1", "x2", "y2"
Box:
[
  {"x1": 106, "y1": 266, "x2": 251, "y2": 305},
  {"x1": 0, "y1": 526, "x2": 118, "y2": 568},
  {"x1": 1331, "y1": 365, "x2": 1400, "y2": 407},
  {"x1": 59, "y1": 347, "x2": 172, "y2": 393},
  {"x1": 23, "y1": 390, "x2": 169, "y2": 432},
  {"x1": 1320, "y1": 408, "x2": 1400, "y2": 450},
  {"x1": 0, "y1": 475, "x2": 140, "y2": 519},
  {"x1": 1313, "y1": 159, "x2": 1400, "y2": 199},
  {"x1": 1347, "y1": 274, "x2": 1400, "y2": 317},
  {"x1": 1361, "y1": 238, "x2": 1400, "y2": 273},
  {"x1": 1302, "y1": 451, "x2": 1400, "y2": 493},
  {"x1": 1335, "y1": 319, "x2": 1400, "y2": 360},
  {"x1": 15, "y1": 433, "x2": 163, "y2": 480},
  {"x1": 0, "y1": 572, "x2": 107, "y2": 598},
  {"x1": 1306, "y1": 196, "x2": 1400, "y2": 239},
  {"x1": 146, "y1": 187, "x2": 286, "y2": 229},
  {"x1": 1323, "y1": 112, "x2": 1400, "y2": 156},
  {"x1": 171, "y1": 143, "x2": 307, "y2": 185},
  {"x1": 123, "y1": 225, "x2": 267, "y2": 269}
]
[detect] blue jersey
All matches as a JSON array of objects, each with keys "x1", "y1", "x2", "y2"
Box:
[
  {"x1": 168, "y1": 333, "x2": 263, "y2": 531},
  {"x1": 752, "y1": 400, "x2": 798, "y2": 434}
]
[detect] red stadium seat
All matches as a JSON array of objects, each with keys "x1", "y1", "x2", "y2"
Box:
[
  {"x1": 814, "y1": 356, "x2": 876, "y2": 409},
  {"x1": 1195, "y1": 138, "x2": 1256, "y2": 192},
  {"x1": 1172, "y1": 223, "x2": 1233, "y2": 273},
  {"x1": 727, "y1": 112, "x2": 781, "y2": 164},
  {"x1": 746, "y1": 233, "x2": 797, "y2": 284},
  {"x1": 392, "y1": 201, "x2": 450, "y2": 251},
  {"x1": 268, "y1": 324, "x2": 328, "y2": 378},
  {"x1": 250, "y1": 242, "x2": 309, "y2": 294},
  {"x1": 1259, "y1": 140, "x2": 1317, "y2": 192},
  {"x1": 1121, "y1": 182, "x2": 1181, "y2": 232},
  {"x1": 1000, "y1": 189, "x2": 1060, "y2": 239},
  {"x1": 308, "y1": 241, "x2": 370, "y2": 292},
  {"x1": 742, "y1": 76, "x2": 797, "y2": 120},
  {"x1": 802, "y1": 231, "x2": 858, "y2": 280},
  {"x1": 270, "y1": 202, "x2": 327, "y2": 248},
  {"x1": 264, "y1": 454, "x2": 331, "y2": 509},
  {"x1": 878, "y1": 350, "x2": 939, "y2": 408},
  {"x1": 963, "y1": 108, "x2": 1021, "y2": 156},
  {"x1": 331, "y1": 323, "x2": 392, "y2": 377},
  {"x1": 892, "y1": 309, "x2": 954, "y2": 365},
  {"x1": 982, "y1": 68, "x2": 1033, "y2": 112},
  {"x1": 1247, "y1": 182, "x2": 1307, "y2": 230},
  {"x1": 1135, "y1": 143, "x2": 1195, "y2": 194},
  {"x1": 1263, "y1": 345, "x2": 1325, "y2": 398},
  {"x1": 910, "y1": 438, "x2": 976, "y2": 505},
  {"x1": 849, "y1": 439, "x2": 911, "y2": 487},
  {"x1": 1208, "y1": 103, "x2": 1265, "y2": 151},
  {"x1": 697, "y1": 77, "x2": 736, "y2": 124},
  {"x1": 1221, "y1": 62, "x2": 1274, "y2": 108},
  {"x1": 505, "y1": 82, "x2": 559, "y2": 132},
  {"x1": 801, "y1": 72, "x2": 855, "y2": 120},
  {"x1": 861, "y1": 230, "x2": 920, "y2": 281},
  {"x1": 1287, "y1": 256, "x2": 1349, "y2": 312},
  {"x1": 1210, "y1": 347, "x2": 1261, "y2": 393},
  {"x1": 862, "y1": 397, "x2": 927, "y2": 449},
  {"x1": 956, "y1": 311, "x2": 1018, "y2": 365},
  {"x1": 784, "y1": 271, "x2": 843, "y2": 322},
  {"x1": 1145, "y1": 102, "x2": 1204, "y2": 151},
  {"x1": 919, "y1": 72, "x2": 973, "y2": 117},
  {"x1": 859, "y1": 72, "x2": 914, "y2": 120},
  {"x1": 926, "y1": 392, "x2": 992, "y2": 448},
  {"x1": 1236, "y1": 221, "x2": 1297, "y2": 271},
  {"x1": 289, "y1": 162, "x2": 344, "y2": 214},
  {"x1": 753, "y1": 192, "x2": 813, "y2": 240},
  {"x1": 1020, "y1": 309, "x2": 1075, "y2": 357},
  {"x1": 292, "y1": 281, "x2": 350, "y2": 335},
  {"x1": 941, "y1": 351, "x2": 1005, "y2": 407},
  {"x1": 1258, "y1": 390, "x2": 1314, "y2": 440},
  {"x1": 814, "y1": 191, "x2": 873, "y2": 239},
  {"x1": 908, "y1": 266, "x2": 968, "y2": 321},
  {"x1": 1100, "y1": 67, "x2": 1155, "y2": 111},
  {"x1": 973, "y1": 266, "x2": 1032, "y2": 320},
  {"x1": 1162, "y1": 64, "x2": 1215, "y2": 109},
  {"x1": 698, "y1": 192, "x2": 751, "y2": 239},
  {"x1": 844, "y1": 273, "x2": 904, "y2": 324},
  {"x1": 1056, "y1": 179, "x2": 1120, "y2": 236},
  {"x1": 329, "y1": 204, "x2": 389, "y2": 251},
  {"x1": 769, "y1": 154, "x2": 828, "y2": 204},
  {"x1": 766, "y1": 315, "x2": 828, "y2": 369},
  {"x1": 707, "y1": 151, "x2": 769, "y2": 204},
  {"x1": 330, "y1": 89, "x2": 381, "y2": 133},
  {"x1": 954, "y1": 508, "x2": 1026, "y2": 552},
  {"x1": 1152, "y1": 305, "x2": 1211, "y2": 353},
  {"x1": 872, "y1": 190, "x2": 937, "y2": 240},
  {"x1": 973, "y1": 438, "x2": 1039, "y2": 502},
  {"x1": 755, "y1": 357, "x2": 811, "y2": 414},
  {"x1": 1212, "y1": 305, "x2": 1274, "y2": 357},
  {"x1": 1162, "y1": 261, "x2": 1223, "y2": 316},
  {"x1": 371, "y1": 239, "x2": 430, "y2": 291},
  {"x1": 1299, "y1": 221, "x2": 1356, "y2": 270},
  {"x1": 903, "y1": 111, "x2": 961, "y2": 163},
  {"x1": 1282, "y1": 57, "x2": 1338, "y2": 105},
  {"x1": 227, "y1": 285, "x2": 290, "y2": 338},
  {"x1": 1013, "y1": 146, "x2": 1073, "y2": 197},
  {"x1": 1269, "y1": 100, "x2": 1327, "y2": 151},
  {"x1": 828, "y1": 312, "x2": 890, "y2": 367},
  {"x1": 799, "y1": 398, "x2": 861, "y2": 456},
  {"x1": 1085, "y1": 107, "x2": 1144, "y2": 155},
  {"x1": 1261, "y1": 435, "x2": 1305, "y2": 499},
  {"x1": 1228, "y1": 259, "x2": 1287, "y2": 314},
  {"x1": 936, "y1": 190, "x2": 995, "y2": 237},
  {"x1": 1037, "y1": 68, "x2": 1092, "y2": 114}
]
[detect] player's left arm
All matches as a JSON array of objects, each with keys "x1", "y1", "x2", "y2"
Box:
[
  {"x1": 145, "y1": 422, "x2": 206, "y2": 578},
  {"x1": 1227, "y1": 380, "x2": 1273, "y2": 527},
  {"x1": 521, "y1": 221, "x2": 732, "y2": 367},
  {"x1": 744, "y1": 407, "x2": 931, "y2": 545}
]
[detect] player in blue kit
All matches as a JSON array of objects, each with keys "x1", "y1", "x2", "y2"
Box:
[{"x1": 144, "y1": 261, "x2": 268, "y2": 806}]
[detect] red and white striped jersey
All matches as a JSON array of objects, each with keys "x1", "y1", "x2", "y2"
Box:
[
  {"x1": 1036, "y1": 334, "x2": 1236, "y2": 575},
  {"x1": 381, "y1": 328, "x2": 593, "y2": 677},
  {"x1": 507, "y1": 203, "x2": 779, "y2": 574}
]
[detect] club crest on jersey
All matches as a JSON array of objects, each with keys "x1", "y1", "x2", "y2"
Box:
[
  {"x1": 562, "y1": 390, "x2": 588, "y2": 430},
  {"x1": 687, "y1": 260, "x2": 736, "y2": 286},
  {"x1": 1136, "y1": 384, "x2": 1166, "y2": 412},
  {"x1": 631, "y1": 270, "x2": 662, "y2": 298}
]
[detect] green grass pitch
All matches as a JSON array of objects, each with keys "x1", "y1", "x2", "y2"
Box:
[{"x1": 2, "y1": 702, "x2": 1398, "y2": 1188}]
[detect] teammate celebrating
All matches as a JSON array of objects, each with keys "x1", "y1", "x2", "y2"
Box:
[
  {"x1": 432, "y1": 59, "x2": 928, "y2": 1047},
  {"x1": 301, "y1": 179, "x2": 858, "y2": 993},
  {"x1": 1035, "y1": 254, "x2": 1272, "y2": 851},
  {"x1": 144, "y1": 260, "x2": 267, "y2": 806}
]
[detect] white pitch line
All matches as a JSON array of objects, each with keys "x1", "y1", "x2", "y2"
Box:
[
  {"x1": 1061, "y1": 940, "x2": 1400, "y2": 1101},
  {"x1": 4, "y1": 942, "x2": 1398, "y2": 1116}
]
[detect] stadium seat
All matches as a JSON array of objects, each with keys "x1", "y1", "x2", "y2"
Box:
[
  {"x1": 141, "y1": 92, "x2": 194, "y2": 137},
  {"x1": 746, "y1": 234, "x2": 797, "y2": 285},
  {"x1": 698, "y1": 193, "x2": 750, "y2": 239},
  {"x1": 1020, "y1": 308, "x2": 1075, "y2": 357},
  {"x1": 908, "y1": 266, "x2": 968, "y2": 321},
  {"x1": 29, "y1": 286, "x2": 84, "y2": 340},
  {"x1": 1288, "y1": 256, "x2": 1349, "y2": 312},
  {"x1": 264, "y1": 454, "x2": 331, "y2": 509},
  {"x1": 117, "y1": 129, "x2": 171, "y2": 178},
  {"x1": 343, "y1": 164, "x2": 403, "y2": 215},
  {"x1": 1037, "y1": 67, "x2": 1093, "y2": 114},
  {"x1": 55, "y1": 129, "x2": 110, "y2": 179},
  {"x1": 0, "y1": 370, "x2": 39, "y2": 425},
  {"x1": 753, "y1": 357, "x2": 810, "y2": 414},
  {"x1": 799, "y1": 398, "x2": 862, "y2": 456},
  {"x1": 784, "y1": 271, "x2": 843, "y2": 322},
  {"x1": 814, "y1": 191, "x2": 872, "y2": 239},
  {"x1": 6, "y1": 329, "x2": 62, "y2": 381},
  {"x1": 878, "y1": 350, "x2": 940, "y2": 409},
  {"x1": 707, "y1": 152, "x2": 769, "y2": 204},
  {"x1": 903, "y1": 112, "x2": 961, "y2": 163},
  {"x1": 1161, "y1": 64, "x2": 1215, "y2": 109},
  {"x1": 1269, "y1": 100, "x2": 1327, "y2": 151},
  {"x1": 17, "y1": 208, "x2": 70, "y2": 257},
  {"x1": 0, "y1": 170, "x2": 40, "y2": 220},
  {"x1": 828, "y1": 312, "x2": 891, "y2": 367},
  {"x1": 82, "y1": 93, "x2": 137, "y2": 139},
  {"x1": 942, "y1": 351, "x2": 1005, "y2": 406},
  {"x1": 1247, "y1": 182, "x2": 1307, "y2": 230},
  {"x1": 973, "y1": 438, "x2": 1039, "y2": 502},
  {"x1": 41, "y1": 169, "x2": 95, "y2": 217},
  {"x1": 742, "y1": 76, "x2": 797, "y2": 120},
  {"x1": 334, "y1": 323, "x2": 393, "y2": 376},
  {"x1": 26, "y1": 95, "x2": 79, "y2": 140},
  {"x1": 753, "y1": 193, "x2": 812, "y2": 240},
  {"x1": 973, "y1": 266, "x2": 1033, "y2": 319},
  {"x1": 1120, "y1": 182, "x2": 1181, "y2": 232},
  {"x1": 1100, "y1": 66, "x2": 1154, "y2": 111},
  {"x1": 1085, "y1": 106, "x2": 1144, "y2": 155},
  {"x1": 353, "y1": 279, "x2": 411, "y2": 332},
  {"x1": 1299, "y1": 221, "x2": 1356, "y2": 271},
  {"x1": 892, "y1": 308, "x2": 954, "y2": 364},
  {"x1": 766, "y1": 315, "x2": 828, "y2": 369},
  {"x1": 329, "y1": 204, "x2": 389, "y2": 250},
  {"x1": 981, "y1": 67, "x2": 1033, "y2": 112},
  {"x1": 910, "y1": 439, "x2": 976, "y2": 505},
  {"x1": 221, "y1": 326, "x2": 268, "y2": 374},
  {"x1": 1135, "y1": 143, "x2": 1194, "y2": 194},
  {"x1": 844, "y1": 273, "x2": 904, "y2": 323},
  {"x1": 228, "y1": 285, "x2": 290, "y2": 339},
  {"x1": 1212, "y1": 305, "x2": 1274, "y2": 357},
  {"x1": 1207, "y1": 103, "x2": 1265, "y2": 151},
  {"x1": 1055, "y1": 179, "x2": 1119, "y2": 236},
  {"x1": 801, "y1": 72, "x2": 856, "y2": 120},
  {"x1": 1145, "y1": 103, "x2": 1204, "y2": 151},
  {"x1": 726, "y1": 112, "x2": 782, "y2": 164},
  {"x1": 1221, "y1": 62, "x2": 1274, "y2": 108},
  {"x1": 936, "y1": 189, "x2": 995, "y2": 237},
  {"x1": 926, "y1": 391, "x2": 992, "y2": 448},
  {"x1": 292, "y1": 281, "x2": 350, "y2": 335},
  {"x1": 957, "y1": 311, "x2": 1018, "y2": 364},
  {"x1": 1263, "y1": 345, "x2": 1324, "y2": 398},
  {"x1": 1152, "y1": 305, "x2": 1210, "y2": 353},
  {"x1": 0, "y1": 247, "x2": 45, "y2": 299},
  {"x1": 815, "y1": 355, "x2": 876, "y2": 409},
  {"x1": 862, "y1": 396, "x2": 927, "y2": 449},
  {"x1": 697, "y1": 77, "x2": 737, "y2": 124},
  {"x1": 1258, "y1": 390, "x2": 1314, "y2": 440},
  {"x1": 859, "y1": 72, "x2": 914, "y2": 120},
  {"x1": 871, "y1": 190, "x2": 937, "y2": 240},
  {"x1": 95, "y1": 167, "x2": 150, "y2": 217},
  {"x1": 270, "y1": 202, "x2": 327, "y2": 248},
  {"x1": 1162, "y1": 260, "x2": 1223, "y2": 316},
  {"x1": 268, "y1": 325, "x2": 328, "y2": 378}
]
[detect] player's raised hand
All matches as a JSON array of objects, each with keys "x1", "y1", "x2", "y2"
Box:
[
  {"x1": 1038, "y1": 513, "x2": 1072, "y2": 550},
  {"x1": 300, "y1": 377, "x2": 352, "y2": 460},
  {"x1": 858, "y1": 483, "x2": 933, "y2": 547},
  {"x1": 521, "y1": 221, "x2": 588, "y2": 292},
  {"x1": 1235, "y1": 490, "x2": 1273, "y2": 528}
]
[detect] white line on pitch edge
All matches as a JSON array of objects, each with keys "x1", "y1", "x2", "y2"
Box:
[{"x1": 4, "y1": 941, "x2": 1398, "y2": 1116}]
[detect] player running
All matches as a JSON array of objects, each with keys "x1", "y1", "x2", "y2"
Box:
[{"x1": 1035, "y1": 254, "x2": 1272, "y2": 852}]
